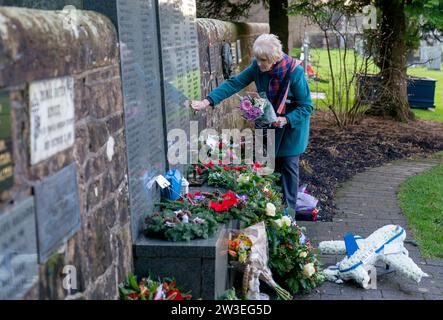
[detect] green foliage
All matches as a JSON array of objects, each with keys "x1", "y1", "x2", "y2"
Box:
[
  {"x1": 217, "y1": 287, "x2": 241, "y2": 300},
  {"x1": 207, "y1": 164, "x2": 324, "y2": 295},
  {"x1": 266, "y1": 221, "x2": 325, "y2": 294},
  {"x1": 398, "y1": 162, "x2": 443, "y2": 258},
  {"x1": 119, "y1": 273, "x2": 192, "y2": 300},
  {"x1": 196, "y1": 0, "x2": 262, "y2": 20},
  {"x1": 145, "y1": 208, "x2": 219, "y2": 242}
]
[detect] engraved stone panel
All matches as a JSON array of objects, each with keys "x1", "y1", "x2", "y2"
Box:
[
  {"x1": 159, "y1": 0, "x2": 201, "y2": 140},
  {"x1": 0, "y1": 197, "x2": 38, "y2": 300},
  {"x1": 116, "y1": 0, "x2": 166, "y2": 238},
  {"x1": 34, "y1": 163, "x2": 81, "y2": 263}
]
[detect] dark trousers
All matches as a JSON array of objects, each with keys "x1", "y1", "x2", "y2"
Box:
[{"x1": 275, "y1": 156, "x2": 300, "y2": 211}]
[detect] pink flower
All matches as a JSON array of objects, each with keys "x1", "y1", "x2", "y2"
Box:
[{"x1": 241, "y1": 99, "x2": 252, "y2": 110}]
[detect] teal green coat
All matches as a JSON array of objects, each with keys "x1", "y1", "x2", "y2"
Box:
[{"x1": 207, "y1": 59, "x2": 313, "y2": 157}]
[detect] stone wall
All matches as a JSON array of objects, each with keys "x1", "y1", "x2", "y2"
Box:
[
  {"x1": 0, "y1": 6, "x2": 270, "y2": 301},
  {"x1": 0, "y1": 7, "x2": 132, "y2": 300},
  {"x1": 196, "y1": 19, "x2": 269, "y2": 131}
]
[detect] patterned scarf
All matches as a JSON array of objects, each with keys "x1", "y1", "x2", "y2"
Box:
[{"x1": 268, "y1": 54, "x2": 302, "y2": 115}]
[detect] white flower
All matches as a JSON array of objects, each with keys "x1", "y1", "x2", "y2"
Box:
[
  {"x1": 237, "y1": 174, "x2": 250, "y2": 185},
  {"x1": 303, "y1": 263, "x2": 316, "y2": 278},
  {"x1": 274, "y1": 219, "x2": 283, "y2": 228},
  {"x1": 299, "y1": 251, "x2": 308, "y2": 259},
  {"x1": 265, "y1": 203, "x2": 276, "y2": 217},
  {"x1": 281, "y1": 216, "x2": 292, "y2": 227}
]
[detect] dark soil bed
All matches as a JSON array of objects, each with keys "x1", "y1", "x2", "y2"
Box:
[{"x1": 300, "y1": 111, "x2": 443, "y2": 221}]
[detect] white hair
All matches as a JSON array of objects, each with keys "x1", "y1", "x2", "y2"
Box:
[{"x1": 252, "y1": 34, "x2": 284, "y2": 64}]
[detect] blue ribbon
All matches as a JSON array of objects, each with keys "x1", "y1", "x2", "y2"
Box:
[{"x1": 339, "y1": 227, "x2": 405, "y2": 273}]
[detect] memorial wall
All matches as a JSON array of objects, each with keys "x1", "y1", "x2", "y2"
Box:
[
  {"x1": 0, "y1": 7, "x2": 132, "y2": 299},
  {"x1": 0, "y1": 0, "x2": 268, "y2": 299}
]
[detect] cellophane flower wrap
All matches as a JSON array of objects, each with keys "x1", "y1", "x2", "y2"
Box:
[{"x1": 239, "y1": 94, "x2": 277, "y2": 127}]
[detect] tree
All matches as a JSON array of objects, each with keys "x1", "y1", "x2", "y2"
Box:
[
  {"x1": 291, "y1": 0, "x2": 443, "y2": 122},
  {"x1": 196, "y1": 0, "x2": 261, "y2": 21},
  {"x1": 289, "y1": 0, "x2": 376, "y2": 127},
  {"x1": 196, "y1": 0, "x2": 290, "y2": 53},
  {"x1": 269, "y1": 0, "x2": 289, "y2": 53},
  {"x1": 366, "y1": 0, "x2": 413, "y2": 121},
  {"x1": 366, "y1": 0, "x2": 443, "y2": 121}
]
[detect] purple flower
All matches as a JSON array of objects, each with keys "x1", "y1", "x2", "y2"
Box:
[
  {"x1": 239, "y1": 96, "x2": 264, "y2": 121},
  {"x1": 236, "y1": 194, "x2": 249, "y2": 202}
]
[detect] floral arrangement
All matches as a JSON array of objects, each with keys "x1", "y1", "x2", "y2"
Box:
[
  {"x1": 240, "y1": 95, "x2": 265, "y2": 121},
  {"x1": 154, "y1": 190, "x2": 247, "y2": 225},
  {"x1": 235, "y1": 222, "x2": 293, "y2": 300},
  {"x1": 228, "y1": 232, "x2": 253, "y2": 264},
  {"x1": 239, "y1": 94, "x2": 277, "y2": 126},
  {"x1": 267, "y1": 214, "x2": 325, "y2": 294},
  {"x1": 319, "y1": 225, "x2": 429, "y2": 288},
  {"x1": 119, "y1": 273, "x2": 192, "y2": 300},
  {"x1": 144, "y1": 206, "x2": 219, "y2": 241}
]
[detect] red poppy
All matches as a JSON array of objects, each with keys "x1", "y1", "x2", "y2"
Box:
[
  {"x1": 186, "y1": 191, "x2": 202, "y2": 199},
  {"x1": 195, "y1": 165, "x2": 203, "y2": 175},
  {"x1": 128, "y1": 292, "x2": 140, "y2": 300},
  {"x1": 204, "y1": 161, "x2": 215, "y2": 168},
  {"x1": 252, "y1": 163, "x2": 265, "y2": 170},
  {"x1": 166, "y1": 289, "x2": 183, "y2": 300},
  {"x1": 209, "y1": 191, "x2": 238, "y2": 212},
  {"x1": 223, "y1": 166, "x2": 230, "y2": 171}
]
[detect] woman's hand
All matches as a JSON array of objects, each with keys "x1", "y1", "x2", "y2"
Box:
[
  {"x1": 272, "y1": 116, "x2": 288, "y2": 128},
  {"x1": 191, "y1": 99, "x2": 210, "y2": 111}
]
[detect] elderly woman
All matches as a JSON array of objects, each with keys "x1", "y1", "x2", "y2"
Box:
[{"x1": 191, "y1": 34, "x2": 313, "y2": 213}]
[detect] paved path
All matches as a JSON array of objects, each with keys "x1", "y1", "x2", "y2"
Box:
[{"x1": 297, "y1": 157, "x2": 443, "y2": 300}]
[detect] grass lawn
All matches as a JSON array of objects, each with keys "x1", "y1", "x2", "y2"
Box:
[
  {"x1": 397, "y1": 152, "x2": 443, "y2": 259},
  {"x1": 290, "y1": 48, "x2": 443, "y2": 122}
]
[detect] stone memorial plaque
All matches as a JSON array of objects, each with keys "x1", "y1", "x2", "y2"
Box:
[
  {"x1": 29, "y1": 76, "x2": 75, "y2": 165},
  {"x1": 158, "y1": 0, "x2": 201, "y2": 136},
  {"x1": 84, "y1": 1, "x2": 202, "y2": 238},
  {"x1": 34, "y1": 163, "x2": 81, "y2": 263},
  {"x1": 84, "y1": 0, "x2": 167, "y2": 238},
  {"x1": 0, "y1": 91, "x2": 13, "y2": 195},
  {"x1": 0, "y1": 197, "x2": 38, "y2": 300}
]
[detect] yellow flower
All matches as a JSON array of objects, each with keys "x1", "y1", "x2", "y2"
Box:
[
  {"x1": 303, "y1": 263, "x2": 316, "y2": 278},
  {"x1": 239, "y1": 252, "x2": 248, "y2": 263},
  {"x1": 265, "y1": 203, "x2": 276, "y2": 217},
  {"x1": 299, "y1": 251, "x2": 308, "y2": 259}
]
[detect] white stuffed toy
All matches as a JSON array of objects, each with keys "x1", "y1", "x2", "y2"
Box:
[{"x1": 319, "y1": 225, "x2": 429, "y2": 289}]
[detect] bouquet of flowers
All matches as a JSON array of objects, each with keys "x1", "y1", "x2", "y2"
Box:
[
  {"x1": 228, "y1": 232, "x2": 253, "y2": 264},
  {"x1": 229, "y1": 222, "x2": 293, "y2": 300},
  {"x1": 267, "y1": 215, "x2": 325, "y2": 294},
  {"x1": 119, "y1": 273, "x2": 192, "y2": 300},
  {"x1": 239, "y1": 94, "x2": 277, "y2": 127}
]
